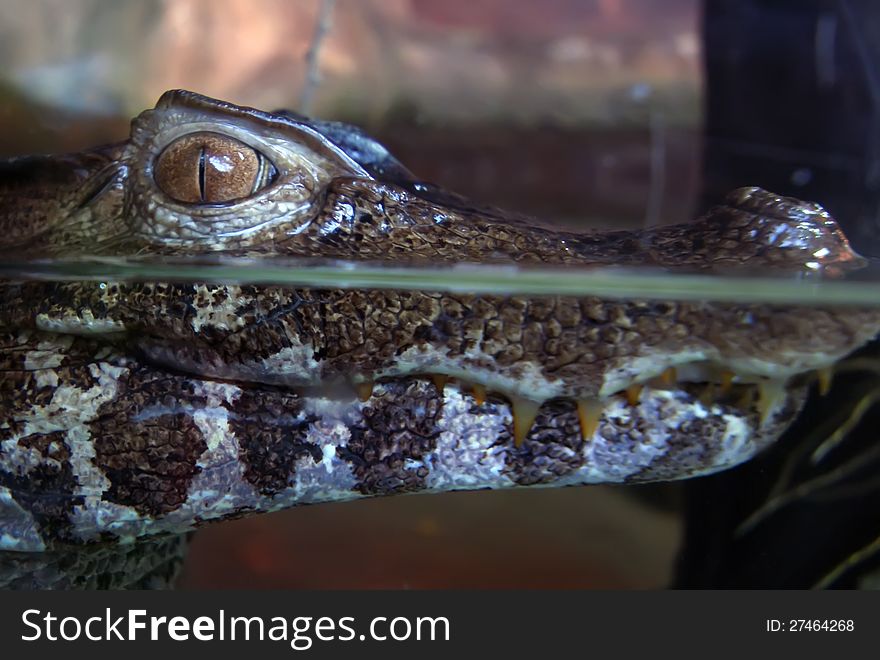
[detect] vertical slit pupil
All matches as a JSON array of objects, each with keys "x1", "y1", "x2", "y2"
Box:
[{"x1": 198, "y1": 146, "x2": 207, "y2": 202}]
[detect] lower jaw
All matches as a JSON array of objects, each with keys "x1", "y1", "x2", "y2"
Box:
[{"x1": 349, "y1": 368, "x2": 818, "y2": 449}]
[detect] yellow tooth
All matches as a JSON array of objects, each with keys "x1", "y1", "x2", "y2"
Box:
[
  {"x1": 576, "y1": 399, "x2": 604, "y2": 441},
  {"x1": 431, "y1": 374, "x2": 448, "y2": 395},
  {"x1": 817, "y1": 368, "x2": 833, "y2": 396},
  {"x1": 625, "y1": 384, "x2": 644, "y2": 406},
  {"x1": 355, "y1": 380, "x2": 374, "y2": 402},
  {"x1": 658, "y1": 367, "x2": 677, "y2": 387},
  {"x1": 511, "y1": 397, "x2": 542, "y2": 448},
  {"x1": 471, "y1": 383, "x2": 487, "y2": 406},
  {"x1": 757, "y1": 380, "x2": 787, "y2": 426},
  {"x1": 720, "y1": 370, "x2": 735, "y2": 395}
]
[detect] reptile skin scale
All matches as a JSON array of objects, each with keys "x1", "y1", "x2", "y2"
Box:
[{"x1": 1, "y1": 90, "x2": 878, "y2": 588}]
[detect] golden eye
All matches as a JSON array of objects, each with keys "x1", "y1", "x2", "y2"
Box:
[{"x1": 154, "y1": 132, "x2": 276, "y2": 204}]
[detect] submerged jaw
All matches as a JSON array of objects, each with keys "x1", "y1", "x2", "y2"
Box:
[
  {"x1": 350, "y1": 360, "x2": 828, "y2": 449},
  {"x1": 131, "y1": 326, "x2": 829, "y2": 452},
  {"x1": 354, "y1": 363, "x2": 812, "y2": 448}
]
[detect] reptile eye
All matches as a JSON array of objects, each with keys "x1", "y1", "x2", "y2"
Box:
[{"x1": 154, "y1": 132, "x2": 277, "y2": 204}]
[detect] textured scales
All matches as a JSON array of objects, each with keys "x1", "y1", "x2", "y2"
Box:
[
  {"x1": 1, "y1": 90, "x2": 879, "y2": 587},
  {"x1": 0, "y1": 331, "x2": 805, "y2": 549}
]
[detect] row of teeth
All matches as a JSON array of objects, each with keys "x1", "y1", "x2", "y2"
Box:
[{"x1": 351, "y1": 366, "x2": 834, "y2": 448}]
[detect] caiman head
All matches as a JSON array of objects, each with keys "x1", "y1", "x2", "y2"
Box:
[
  {"x1": 0, "y1": 89, "x2": 868, "y2": 269},
  {"x1": 1, "y1": 91, "x2": 879, "y2": 574}
]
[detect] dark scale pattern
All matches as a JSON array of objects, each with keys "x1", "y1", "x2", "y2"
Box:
[
  {"x1": 501, "y1": 401, "x2": 587, "y2": 485},
  {"x1": 311, "y1": 289, "x2": 441, "y2": 366},
  {"x1": 339, "y1": 380, "x2": 441, "y2": 495},
  {"x1": 210, "y1": 289, "x2": 316, "y2": 378},
  {"x1": 0, "y1": 335, "x2": 38, "y2": 440},
  {"x1": 93, "y1": 284, "x2": 319, "y2": 384},
  {"x1": 0, "y1": 332, "x2": 104, "y2": 441},
  {"x1": 628, "y1": 415, "x2": 726, "y2": 483},
  {"x1": 209, "y1": 287, "x2": 313, "y2": 363},
  {"x1": 0, "y1": 533, "x2": 188, "y2": 589},
  {"x1": 121, "y1": 283, "x2": 197, "y2": 336},
  {"x1": 91, "y1": 368, "x2": 208, "y2": 516},
  {"x1": 229, "y1": 388, "x2": 322, "y2": 496},
  {"x1": 0, "y1": 283, "x2": 44, "y2": 330},
  {"x1": 134, "y1": 283, "x2": 290, "y2": 352},
  {"x1": 0, "y1": 431, "x2": 83, "y2": 543},
  {"x1": 17, "y1": 430, "x2": 71, "y2": 464},
  {"x1": 631, "y1": 386, "x2": 805, "y2": 482}
]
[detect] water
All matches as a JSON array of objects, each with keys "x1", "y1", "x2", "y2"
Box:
[{"x1": 5, "y1": 255, "x2": 880, "y2": 306}]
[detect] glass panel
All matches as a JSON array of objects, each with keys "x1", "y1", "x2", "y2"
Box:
[{"x1": 2, "y1": 0, "x2": 877, "y2": 590}]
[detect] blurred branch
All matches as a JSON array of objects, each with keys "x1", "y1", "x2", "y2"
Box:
[{"x1": 299, "y1": 0, "x2": 336, "y2": 115}]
